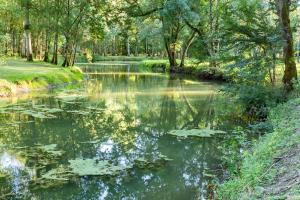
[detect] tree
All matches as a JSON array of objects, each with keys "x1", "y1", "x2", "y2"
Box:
[
  {"x1": 276, "y1": 0, "x2": 297, "y2": 90},
  {"x1": 22, "y1": 0, "x2": 33, "y2": 61}
]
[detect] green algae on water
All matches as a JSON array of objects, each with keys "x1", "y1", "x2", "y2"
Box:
[{"x1": 168, "y1": 129, "x2": 226, "y2": 138}]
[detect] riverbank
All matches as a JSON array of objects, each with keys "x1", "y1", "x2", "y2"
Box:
[
  {"x1": 0, "y1": 58, "x2": 83, "y2": 98},
  {"x1": 139, "y1": 60, "x2": 228, "y2": 81},
  {"x1": 85, "y1": 55, "x2": 228, "y2": 81},
  {"x1": 218, "y1": 98, "x2": 300, "y2": 199}
]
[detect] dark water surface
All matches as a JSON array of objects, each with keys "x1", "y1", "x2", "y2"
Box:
[{"x1": 0, "y1": 63, "x2": 244, "y2": 200}]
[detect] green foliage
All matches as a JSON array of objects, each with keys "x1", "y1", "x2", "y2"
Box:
[
  {"x1": 225, "y1": 84, "x2": 285, "y2": 119},
  {"x1": 140, "y1": 60, "x2": 170, "y2": 72},
  {"x1": 218, "y1": 98, "x2": 300, "y2": 199}
]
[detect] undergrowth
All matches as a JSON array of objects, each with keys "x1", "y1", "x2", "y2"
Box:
[{"x1": 218, "y1": 98, "x2": 300, "y2": 199}]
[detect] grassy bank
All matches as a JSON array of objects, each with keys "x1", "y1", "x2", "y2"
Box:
[
  {"x1": 93, "y1": 55, "x2": 157, "y2": 62},
  {"x1": 139, "y1": 60, "x2": 228, "y2": 81},
  {"x1": 0, "y1": 58, "x2": 83, "y2": 97},
  {"x1": 218, "y1": 98, "x2": 300, "y2": 199}
]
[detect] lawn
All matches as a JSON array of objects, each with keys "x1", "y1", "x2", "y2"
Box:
[{"x1": 0, "y1": 57, "x2": 83, "y2": 97}]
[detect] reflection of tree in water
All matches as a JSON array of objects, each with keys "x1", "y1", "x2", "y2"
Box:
[
  {"x1": 158, "y1": 76, "x2": 217, "y2": 132},
  {"x1": 159, "y1": 76, "x2": 178, "y2": 131},
  {"x1": 0, "y1": 72, "x2": 247, "y2": 200}
]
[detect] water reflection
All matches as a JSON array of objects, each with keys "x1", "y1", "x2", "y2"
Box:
[{"x1": 0, "y1": 64, "x2": 245, "y2": 200}]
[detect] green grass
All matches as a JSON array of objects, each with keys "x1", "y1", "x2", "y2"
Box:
[
  {"x1": 91, "y1": 55, "x2": 163, "y2": 62},
  {"x1": 139, "y1": 60, "x2": 170, "y2": 72},
  {"x1": 0, "y1": 57, "x2": 83, "y2": 97},
  {"x1": 218, "y1": 98, "x2": 300, "y2": 199},
  {"x1": 139, "y1": 59, "x2": 228, "y2": 81}
]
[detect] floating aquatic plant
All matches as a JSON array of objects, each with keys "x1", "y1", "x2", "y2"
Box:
[
  {"x1": 68, "y1": 158, "x2": 130, "y2": 176},
  {"x1": 16, "y1": 144, "x2": 64, "y2": 168},
  {"x1": 67, "y1": 110, "x2": 89, "y2": 115},
  {"x1": 134, "y1": 153, "x2": 173, "y2": 169},
  {"x1": 37, "y1": 144, "x2": 64, "y2": 156},
  {"x1": 40, "y1": 166, "x2": 72, "y2": 181},
  {"x1": 168, "y1": 129, "x2": 226, "y2": 138}
]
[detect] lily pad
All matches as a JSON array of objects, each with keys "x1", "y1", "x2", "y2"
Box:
[
  {"x1": 40, "y1": 108, "x2": 64, "y2": 114},
  {"x1": 86, "y1": 106, "x2": 105, "y2": 111},
  {"x1": 67, "y1": 110, "x2": 89, "y2": 115},
  {"x1": 22, "y1": 110, "x2": 57, "y2": 119},
  {"x1": 37, "y1": 144, "x2": 64, "y2": 156},
  {"x1": 168, "y1": 129, "x2": 226, "y2": 138},
  {"x1": 16, "y1": 144, "x2": 64, "y2": 168},
  {"x1": 41, "y1": 167, "x2": 72, "y2": 181},
  {"x1": 5, "y1": 121, "x2": 34, "y2": 125},
  {"x1": 134, "y1": 153, "x2": 172, "y2": 169},
  {"x1": 68, "y1": 158, "x2": 129, "y2": 176}
]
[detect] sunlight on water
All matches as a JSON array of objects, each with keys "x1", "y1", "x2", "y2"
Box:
[{"x1": 0, "y1": 63, "x2": 245, "y2": 200}]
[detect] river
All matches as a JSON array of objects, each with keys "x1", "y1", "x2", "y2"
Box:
[{"x1": 0, "y1": 63, "x2": 245, "y2": 200}]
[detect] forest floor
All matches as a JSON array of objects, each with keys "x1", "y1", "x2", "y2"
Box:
[
  {"x1": 0, "y1": 58, "x2": 83, "y2": 97},
  {"x1": 218, "y1": 98, "x2": 300, "y2": 200}
]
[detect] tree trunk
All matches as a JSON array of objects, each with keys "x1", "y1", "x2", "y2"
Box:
[
  {"x1": 126, "y1": 37, "x2": 130, "y2": 56},
  {"x1": 277, "y1": 0, "x2": 297, "y2": 91},
  {"x1": 21, "y1": 34, "x2": 27, "y2": 58},
  {"x1": 44, "y1": 30, "x2": 49, "y2": 62},
  {"x1": 51, "y1": 32, "x2": 58, "y2": 65},
  {"x1": 180, "y1": 31, "x2": 196, "y2": 68},
  {"x1": 145, "y1": 38, "x2": 148, "y2": 56},
  {"x1": 62, "y1": 36, "x2": 72, "y2": 67},
  {"x1": 23, "y1": 0, "x2": 33, "y2": 61},
  {"x1": 297, "y1": 39, "x2": 300, "y2": 63},
  {"x1": 135, "y1": 35, "x2": 139, "y2": 56},
  {"x1": 12, "y1": 30, "x2": 16, "y2": 56},
  {"x1": 165, "y1": 39, "x2": 177, "y2": 71}
]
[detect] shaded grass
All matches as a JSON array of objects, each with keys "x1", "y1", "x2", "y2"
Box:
[
  {"x1": 139, "y1": 59, "x2": 228, "y2": 81},
  {"x1": 218, "y1": 98, "x2": 300, "y2": 199},
  {"x1": 0, "y1": 58, "x2": 83, "y2": 97}
]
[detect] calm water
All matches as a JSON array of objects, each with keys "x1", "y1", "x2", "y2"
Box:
[{"x1": 0, "y1": 64, "x2": 244, "y2": 200}]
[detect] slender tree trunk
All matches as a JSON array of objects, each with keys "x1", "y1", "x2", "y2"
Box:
[
  {"x1": 62, "y1": 36, "x2": 72, "y2": 67},
  {"x1": 113, "y1": 36, "x2": 116, "y2": 55},
  {"x1": 51, "y1": 32, "x2": 58, "y2": 65},
  {"x1": 17, "y1": 33, "x2": 21, "y2": 56},
  {"x1": 11, "y1": 30, "x2": 16, "y2": 56},
  {"x1": 126, "y1": 37, "x2": 130, "y2": 56},
  {"x1": 44, "y1": 30, "x2": 50, "y2": 62},
  {"x1": 297, "y1": 38, "x2": 300, "y2": 63},
  {"x1": 135, "y1": 35, "x2": 139, "y2": 56},
  {"x1": 277, "y1": 0, "x2": 297, "y2": 90},
  {"x1": 145, "y1": 38, "x2": 147, "y2": 55},
  {"x1": 23, "y1": 0, "x2": 33, "y2": 61},
  {"x1": 180, "y1": 31, "x2": 196, "y2": 68},
  {"x1": 21, "y1": 34, "x2": 26, "y2": 58}
]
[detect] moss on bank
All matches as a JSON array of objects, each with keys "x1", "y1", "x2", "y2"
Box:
[
  {"x1": 218, "y1": 98, "x2": 300, "y2": 199},
  {"x1": 0, "y1": 58, "x2": 83, "y2": 97}
]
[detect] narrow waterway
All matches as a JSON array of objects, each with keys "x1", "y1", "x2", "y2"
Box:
[{"x1": 0, "y1": 63, "x2": 245, "y2": 200}]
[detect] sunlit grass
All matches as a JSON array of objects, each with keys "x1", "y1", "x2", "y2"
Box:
[{"x1": 0, "y1": 57, "x2": 83, "y2": 97}]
